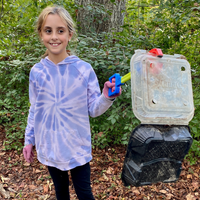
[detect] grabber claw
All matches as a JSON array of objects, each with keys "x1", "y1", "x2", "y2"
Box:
[
  {"x1": 108, "y1": 72, "x2": 131, "y2": 97},
  {"x1": 108, "y1": 73, "x2": 122, "y2": 97}
]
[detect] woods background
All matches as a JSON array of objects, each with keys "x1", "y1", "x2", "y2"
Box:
[{"x1": 0, "y1": 0, "x2": 199, "y2": 164}]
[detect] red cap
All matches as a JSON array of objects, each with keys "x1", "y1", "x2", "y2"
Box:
[{"x1": 149, "y1": 48, "x2": 163, "y2": 57}]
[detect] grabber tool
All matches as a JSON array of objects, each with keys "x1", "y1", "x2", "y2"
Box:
[
  {"x1": 108, "y1": 72, "x2": 131, "y2": 97},
  {"x1": 108, "y1": 48, "x2": 163, "y2": 97}
]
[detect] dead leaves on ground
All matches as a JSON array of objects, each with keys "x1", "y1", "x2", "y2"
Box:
[
  {"x1": 0, "y1": 137, "x2": 200, "y2": 199},
  {"x1": 90, "y1": 147, "x2": 200, "y2": 200}
]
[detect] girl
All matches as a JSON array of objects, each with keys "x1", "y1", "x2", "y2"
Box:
[{"x1": 23, "y1": 5, "x2": 121, "y2": 200}]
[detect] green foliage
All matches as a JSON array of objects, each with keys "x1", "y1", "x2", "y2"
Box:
[
  {"x1": 0, "y1": 0, "x2": 199, "y2": 165},
  {"x1": 76, "y1": 32, "x2": 141, "y2": 149},
  {"x1": 0, "y1": 36, "x2": 43, "y2": 151}
]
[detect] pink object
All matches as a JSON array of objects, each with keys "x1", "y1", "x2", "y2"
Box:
[
  {"x1": 149, "y1": 61, "x2": 163, "y2": 74},
  {"x1": 23, "y1": 144, "x2": 34, "y2": 163},
  {"x1": 103, "y1": 78, "x2": 122, "y2": 99}
]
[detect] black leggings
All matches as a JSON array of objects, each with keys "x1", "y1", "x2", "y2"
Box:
[{"x1": 48, "y1": 162, "x2": 95, "y2": 200}]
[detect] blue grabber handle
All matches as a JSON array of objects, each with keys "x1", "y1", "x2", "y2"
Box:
[{"x1": 108, "y1": 73, "x2": 124, "y2": 97}]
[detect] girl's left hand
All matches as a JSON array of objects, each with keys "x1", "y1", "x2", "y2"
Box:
[
  {"x1": 103, "y1": 78, "x2": 122, "y2": 99},
  {"x1": 23, "y1": 144, "x2": 34, "y2": 163}
]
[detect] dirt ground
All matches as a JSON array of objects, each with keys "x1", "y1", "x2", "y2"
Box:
[{"x1": 0, "y1": 130, "x2": 200, "y2": 200}]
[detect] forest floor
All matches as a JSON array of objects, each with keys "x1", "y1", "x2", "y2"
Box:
[{"x1": 0, "y1": 128, "x2": 200, "y2": 200}]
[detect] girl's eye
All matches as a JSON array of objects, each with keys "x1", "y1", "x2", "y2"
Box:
[
  {"x1": 45, "y1": 29, "x2": 51, "y2": 33},
  {"x1": 58, "y1": 30, "x2": 64, "y2": 33}
]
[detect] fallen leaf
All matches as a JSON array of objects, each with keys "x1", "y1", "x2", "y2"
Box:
[
  {"x1": 0, "y1": 183, "x2": 10, "y2": 198},
  {"x1": 8, "y1": 187, "x2": 17, "y2": 193},
  {"x1": 187, "y1": 174, "x2": 192, "y2": 179},
  {"x1": 192, "y1": 182, "x2": 199, "y2": 191},
  {"x1": 33, "y1": 185, "x2": 43, "y2": 192},
  {"x1": 103, "y1": 173, "x2": 109, "y2": 181},
  {"x1": 10, "y1": 192, "x2": 15, "y2": 197},
  {"x1": 18, "y1": 182, "x2": 25, "y2": 188},
  {"x1": 106, "y1": 166, "x2": 112, "y2": 175},
  {"x1": 180, "y1": 170, "x2": 186, "y2": 176},
  {"x1": 39, "y1": 194, "x2": 50, "y2": 200},
  {"x1": 159, "y1": 190, "x2": 167, "y2": 194},
  {"x1": 157, "y1": 196, "x2": 164, "y2": 200},
  {"x1": 186, "y1": 193, "x2": 195, "y2": 200},
  {"x1": 109, "y1": 195, "x2": 117, "y2": 199},
  {"x1": 23, "y1": 162, "x2": 30, "y2": 166},
  {"x1": 43, "y1": 184, "x2": 48, "y2": 193},
  {"x1": 1, "y1": 176, "x2": 10, "y2": 183},
  {"x1": 166, "y1": 193, "x2": 174, "y2": 199},
  {"x1": 99, "y1": 177, "x2": 105, "y2": 181},
  {"x1": 132, "y1": 189, "x2": 140, "y2": 194},
  {"x1": 28, "y1": 185, "x2": 37, "y2": 190}
]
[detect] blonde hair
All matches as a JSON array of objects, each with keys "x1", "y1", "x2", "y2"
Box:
[{"x1": 36, "y1": 5, "x2": 76, "y2": 57}]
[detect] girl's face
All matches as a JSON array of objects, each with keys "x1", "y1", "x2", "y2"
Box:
[{"x1": 40, "y1": 14, "x2": 73, "y2": 63}]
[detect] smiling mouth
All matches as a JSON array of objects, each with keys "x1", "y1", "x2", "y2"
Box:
[{"x1": 50, "y1": 43, "x2": 61, "y2": 47}]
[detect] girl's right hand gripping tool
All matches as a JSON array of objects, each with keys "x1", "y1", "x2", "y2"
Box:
[{"x1": 108, "y1": 72, "x2": 130, "y2": 97}]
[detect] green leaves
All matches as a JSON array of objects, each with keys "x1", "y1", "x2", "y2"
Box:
[{"x1": 0, "y1": 0, "x2": 199, "y2": 165}]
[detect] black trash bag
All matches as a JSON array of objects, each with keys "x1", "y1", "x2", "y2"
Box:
[{"x1": 121, "y1": 124, "x2": 192, "y2": 187}]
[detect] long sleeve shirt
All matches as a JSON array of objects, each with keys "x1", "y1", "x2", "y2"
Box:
[{"x1": 24, "y1": 55, "x2": 113, "y2": 170}]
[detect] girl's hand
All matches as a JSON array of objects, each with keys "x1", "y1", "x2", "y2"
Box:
[
  {"x1": 103, "y1": 78, "x2": 122, "y2": 99},
  {"x1": 23, "y1": 144, "x2": 34, "y2": 163}
]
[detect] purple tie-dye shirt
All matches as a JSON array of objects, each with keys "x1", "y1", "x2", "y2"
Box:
[{"x1": 24, "y1": 55, "x2": 113, "y2": 170}]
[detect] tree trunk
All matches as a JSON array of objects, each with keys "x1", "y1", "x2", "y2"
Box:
[{"x1": 74, "y1": 0, "x2": 126, "y2": 34}]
